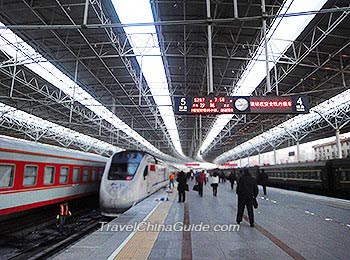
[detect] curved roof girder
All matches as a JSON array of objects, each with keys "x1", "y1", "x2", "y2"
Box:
[{"x1": 0, "y1": 102, "x2": 119, "y2": 156}]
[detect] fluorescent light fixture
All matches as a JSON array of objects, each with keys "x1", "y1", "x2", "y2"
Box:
[
  {"x1": 198, "y1": 0, "x2": 327, "y2": 157},
  {"x1": 111, "y1": 0, "x2": 184, "y2": 157},
  {"x1": 214, "y1": 89, "x2": 350, "y2": 164},
  {"x1": 0, "y1": 21, "x2": 179, "y2": 161},
  {"x1": 0, "y1": 102, "x2": 121, "y2": 154}
]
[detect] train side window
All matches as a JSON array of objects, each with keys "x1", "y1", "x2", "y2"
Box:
[
  {"x1": 92, "y1": 168, "x2": 97, "y2": 181},
  {"x1": 73, "y1": 168, "x2": 80, "y2": 182},
  {"x1": 60, "y1": 167, "x2": 69, "y2": 184},
  {"x1": 44, "y1": 166, "x2": 55, "y2": 185},
  {"x1": 341, "y1": 171, "x2": 346, "y2": 181},
  {"x1": 317, "y1": 172, "x2": 321, "y2": 180},
  {"x1": 310, "y1": 171, "x2": 316, "y2": 179},
  {"x1": 0, "y1": 164, "x2": 15, "y2": 188},
  {"x1": 23, "y1": 165, "x2": 38, "y2": 186},
  {"x1": 83, "y1": 168, "x2": 89, "y2": 182}
]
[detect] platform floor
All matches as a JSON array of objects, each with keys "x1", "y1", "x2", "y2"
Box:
[{"x1": 52, "y1": 182, "x2": 350, "y2": 260}]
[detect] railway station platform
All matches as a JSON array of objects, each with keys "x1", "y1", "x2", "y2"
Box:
[{"x1": 52, "y1": 182, "x2": 350, "y2": 260}]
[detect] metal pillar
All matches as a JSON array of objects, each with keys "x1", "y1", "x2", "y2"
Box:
[
  {"x1": 69, "y1": 59, "x2": 79, "y2": 123},
  {"x1": 296, "y1": 140, "x2": 300, "y2": 162},
  {"x1": 10, "y1": 53, "x2": 18, "y2": 98},
  {"x1": 274, "y1": 64, "x2": 279, "y2": 95},
  {"x1": 233, "y1": 0, "x2": 239, "y2": 18},
  {"x1": 83, "y1": 0, "x2": 89, "y2": 26},
  {"x1": 240, "y1": 157, "x2": 242, "y2": 167},
  {"x1": 206, "y1": 0, "x2": 213, "y2": 94},
  {"x1": 273, "y1": 147, "x2": 277, "y2": 164},
  {"x1": 258, "y1": 152, "x2": 261, "y2": 166},
  {"x1": 199, "y1": 115, "x2": 202, "y2": 144},
  {"x1": 261, "y1": 0, "x2": 271, "y2": 93},
  {"x1": 247, "y1": 155, "x2": 250, "y2": 166},
  {"x1": 139, "y1": 55, "x2": 143, "y2": 106},
  {"x1": 336, "y1": 128, "x2": 342, "y2": 159}
]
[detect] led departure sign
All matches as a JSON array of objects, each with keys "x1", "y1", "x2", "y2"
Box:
[{"x1": 174, "y1": 95, "x2": 309, "y2": 115}]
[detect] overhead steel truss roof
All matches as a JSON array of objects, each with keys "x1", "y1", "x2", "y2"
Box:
[{"x1": 0, "y1": 0, "x2": 349, "y2": 163}]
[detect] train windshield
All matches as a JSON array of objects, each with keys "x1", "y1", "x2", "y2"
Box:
[{"x1": 108, "y1": 151, "x2": 144, "y2": 180}]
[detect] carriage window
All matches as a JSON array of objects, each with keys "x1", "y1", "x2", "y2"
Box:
[
  {"x1": 83, "y1": 168, "x2": 89, "y2": 182},
  {"x1": 73, "y1": 168, "x2": 80, "y2": 182},
  {"x1": 316, "y1": 172, "x2": 321, "y2": 180},
  {"x1": 60, "y1": 167, "x2": 69, "y2": 184},
  {"x1": 0, "y1": 164, "x2": 14, "y2": 188},
  {"x1": 310, "y1": 171, "x2": 316, "y2": 179},
  {"x1": 23, "y1": 165, "x2": 38, "y2": 186},
  {"x1": 44, "y1": 166, "x2": 55, "y2": 185},
  {"x1": 341, "y1": 171, "x2": 346, "y2": 181},
  {"x1": 91, "y1": 168, "x2": 97, "y2": 181}
]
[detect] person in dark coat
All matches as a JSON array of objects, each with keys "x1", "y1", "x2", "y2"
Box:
[
  {"x1": 176, "y1": 171, "x2": 187, "y2": 202},
  {"x1": 259, "y1": 169, "x2": 269, "y2": 196},
  {"x1": 236, "y1": 168, "x2": 259, "y2": 227},
  {"x1": 228, "y1": 171, "x2": 236, "y2": 190},
  {"x1": 196, "y1": 170, "x2": 206, "y2": 197}
]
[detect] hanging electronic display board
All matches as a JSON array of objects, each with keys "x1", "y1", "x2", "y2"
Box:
[{"x1": 174, "y1": 95, "x2": 309, "y2": 115}]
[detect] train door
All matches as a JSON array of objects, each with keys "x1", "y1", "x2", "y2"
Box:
[
  {"x1": 145, "y1": 156, "x2": 156, "y2": 193},
  {"x1": 143, "y1": 165, "x2": 150, "y2": 193}
]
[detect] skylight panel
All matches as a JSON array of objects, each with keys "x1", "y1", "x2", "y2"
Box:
[{"x1": 111, "y1": 0, "x2": 184, "y2": 157}]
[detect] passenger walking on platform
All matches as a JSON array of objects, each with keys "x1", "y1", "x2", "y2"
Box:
[
  {"x1": 258, "y1": 169, "x2": 269, "y2": 196},
  {"x1": 236, "y1": 168, "x2": 258, "y2": 227},
  {"x1": 176, "y1": 171, "x2": 187, "y2": 202},
  {"x1": 211, "y1": 172, "x2": 219, "y2": 196},
  {"x1": 220, "y1": 171, "x2": 226, "y2": 183},
  {"x1": 197, "y1": 170, "x2": 206, "y2": 197},
  {"x1": 190, "y1": 170, "x2": 194, "y2": 181},
  {"x1": 228, "y1": 171, "x2": 236, "y2": 190},
  {"x1": 169, "y1": 172, "x2": 175, "y2": 189},
  {"x1": 57, "y1": 201, "x2": 71, "y2": 234}
]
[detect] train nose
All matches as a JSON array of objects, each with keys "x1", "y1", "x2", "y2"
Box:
[{"x1": 100, "y1": 183, "x2": 135, "y2": 215}]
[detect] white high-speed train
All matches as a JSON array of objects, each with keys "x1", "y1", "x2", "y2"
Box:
[{"x1": 99, "y1": 150, "x2": 170, "y2": 216}]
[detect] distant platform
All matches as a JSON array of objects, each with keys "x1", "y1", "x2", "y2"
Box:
[{"x1": 52, "y1": 182, "x2": 350, "y2": 260}]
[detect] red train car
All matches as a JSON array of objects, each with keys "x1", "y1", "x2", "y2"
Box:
[{"x1": 0, "y1": 135, "x2": 108, "y2": 216}]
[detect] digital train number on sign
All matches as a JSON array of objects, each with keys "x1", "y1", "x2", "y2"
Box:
[{"x1": 173, "y1": 96, "x2": 309, "y2": 115}]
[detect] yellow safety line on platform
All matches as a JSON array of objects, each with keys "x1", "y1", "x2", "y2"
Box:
[{"x1": 113, "y1": 192, "x2": 175, "y2": 260}]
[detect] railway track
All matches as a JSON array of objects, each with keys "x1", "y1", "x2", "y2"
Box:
[{"x1": 0, "y1": 196, "x2": 108, "y2": 260}]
